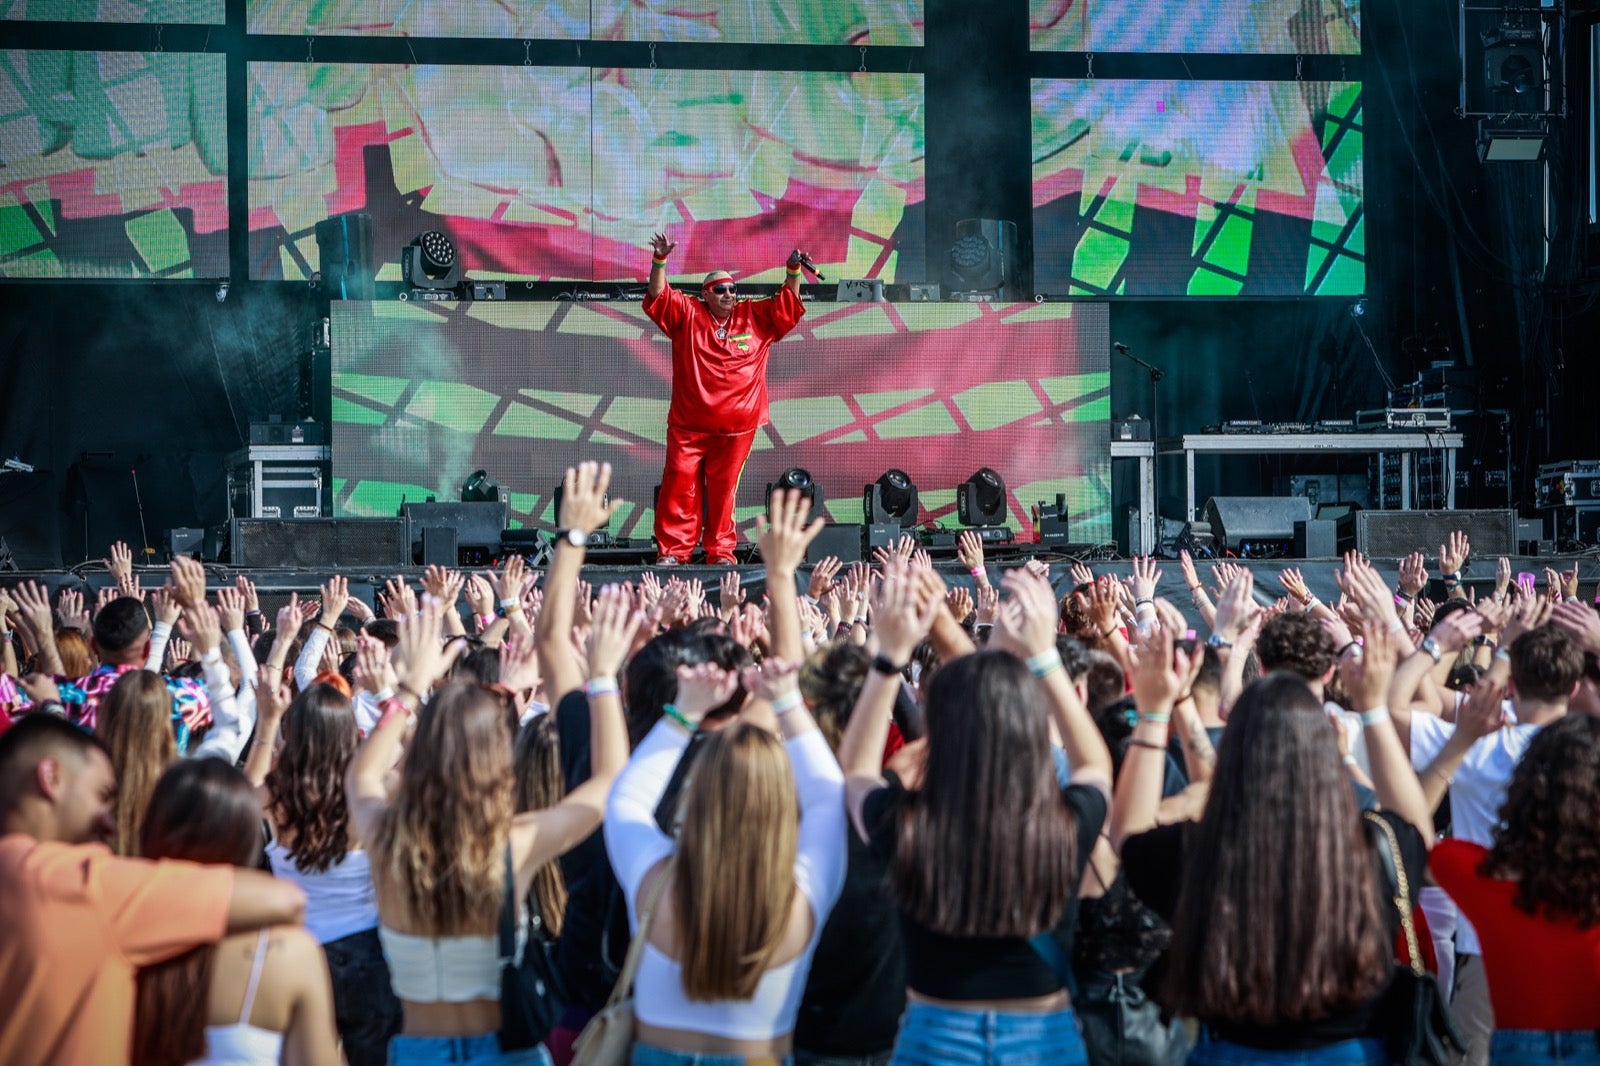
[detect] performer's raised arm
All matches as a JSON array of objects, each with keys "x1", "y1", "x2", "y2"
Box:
[
  {"x1": 784, "y1": 248, "x2": 808, "y2": 299},
  {"x1": 648, "y1": 231, "x2": 676, "y2": 300}
]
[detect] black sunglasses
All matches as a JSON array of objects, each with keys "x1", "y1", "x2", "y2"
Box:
[{"x1": 709, "y1": 284, "x2": 737, "y2": 294}]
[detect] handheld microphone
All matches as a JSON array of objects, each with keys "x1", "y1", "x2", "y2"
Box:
[{"x1": 796, "y1": 253, "x2": 827, "y2": 282}]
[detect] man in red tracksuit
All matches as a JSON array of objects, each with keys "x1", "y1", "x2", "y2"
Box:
[{"x1": 644, "y1": 232, "x2": 807, "y2": 565}]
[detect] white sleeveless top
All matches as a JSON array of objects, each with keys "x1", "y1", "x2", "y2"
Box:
[
  {"x1": 265, "y1": 841, "x2": 379, "y2": 945},
  {"x1": 191, "y1": 928, "x2": 285, "y2": 1065}
]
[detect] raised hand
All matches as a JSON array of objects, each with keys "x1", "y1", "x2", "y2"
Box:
[
  {"x1": 1070, "y1": 562, "x2": 1095, "y2": 589},
  {"x1": 559, "y1": 460, "x2": 621, "y2": 536},
  {"x1": 169, "y1": 556, "x2": 207, "y2": 609},
  {"x1": 1129, "y1": 555, "x2": 1162, "y2": 602},
  {"x1": 1086, "y1": 577, "x2": 1122, "y2": 635},
  {"x1": 216, "y1": 586, "x2": 247, "y2": 633},
  {"x1": 1128, "y1": 624, "x2": 1190, "y2": 716},
  {"x1": 320, "y1": 575, "x2": 350, "y2": 627},
  {"x1": 871, "y1": 557, "x2": 941, "y2": 665},
  {"x1": 235, "y1": 575, "x2": 260, "y2": 616},
  {"x1": 1550, "y1": 599, "x2": 1600, "y2": 655},
  {"x1": 1427, "y1": 609, "x2": 1484, "y2": 657},
  {"x1": 638, "y1": 571, "x2": 664, "y2": 613},
  {"x1": 974, "y1": 583, "x2": 999, "y2": 626},
  {"x1": 1456, "y1": 680, "x2": 1509, "y2": 741},
  {"x1": 1212, "y1": 570, "x2": 1260, "y2": 644},
  {"x1": 177, "y1": 600, "x2": 223, "y2": 656},
  {"x1": 1340, "y1": 618, "x2": 1399, "y2": 711},
  {"x1": 1279, "y1": 566, "x2": 1312, "y2": 605},
  {"x1": 759, "y1": 488, "x2": 824, "y2": 574},
  {"x1": 12, "y1": 582, "x2": 55, "y2": 639},
  {"x1": 1493, "y1": 556, "x2": 1512, "y2": 601},
  {"x1": 273, "y1": 593, "x2": 303, "y2": 638},
  {"x1": 352, "y1": 633, "x2": 398, "y2": 695},
  {"x1": 957, "y1": 530, "x2": 986, "y2": 574},
  {"x1": 1439, "y1": 530, "x2": 1471, "y2": 576},
  {"x1": 945, "y1": 586, "x2": 974, "y2": 624},
  {"x1": 649, "y1": 232, "x2": 677, "y2": 261},
  {"x1": 742, "y1": 656, "x2": 801, "y2": 703},
  {"x1": 719, "y1": 570, "x2": 746, "y2": 617},
  {"x1": 394, "y1": 596, "x2": 455, "y2": 696},
  {"x1": 166, "y1": 635, "x2": 194, "y2": 666},
  {"x1": 807, "y1": 556, "x2": 842, "y2": 601},
  {"x1": 57, "y1": 589, "x2": 89, "y2": 632},
  {"x1": 1397, "y1": 552, "x2": 1428, "y2": 598},
  {"x1": 672, "y1": 661, "x2": 741, "y2": 725},
  {"x1": 465, "y1": 574, "x2": 495, "y2": 621},
  {"x1": 1177, "y1": 550, "x2": 1201, "y2": 593},
  {"x1": 1500, "y1": 594, "x2": 1552, "y2": 648},
  {"x1": 380, "y1": 577, "x2": 415, "y2": 621},
  {"x1": 496, "y1": 631, "x2": 540, "y2": 693},
  {"x1": 993, "y1": 568, "x2": 1059, "y2": 658},
  {"x1": 105, "y1": 541, "x2": 134, "y2": 586}
]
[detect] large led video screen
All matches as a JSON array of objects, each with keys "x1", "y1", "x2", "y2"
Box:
[
  {"x1": 330, "y1": 300, "x2": 1111, "y2": 545},
  {"x1": 0, "y1": 50, "x2": 229, "y2": 278},
  {"x1": 249, "y1": 64, "x2": 924, "y2": 284},
  {"x1": 248, "y1": 0, "x2": 922, "y2": 44},
  {"x1": 3, "y1": 1, "x2": 224, "y2": 23},
  {"x1": 1032, "y1": 79, "x2": 1364, "y2": 296},
  {"x1": 1030, "y1": 0, "x2": 1360, "y2": 54}
]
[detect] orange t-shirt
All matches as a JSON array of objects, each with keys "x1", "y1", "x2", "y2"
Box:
[{"x1": 0, "y1": 834, "x2": 235, "y2": 1065}]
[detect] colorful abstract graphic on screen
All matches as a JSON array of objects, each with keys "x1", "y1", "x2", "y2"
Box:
[
  {"x1": 1030, "y1": 0, "x2": 1359, "y2": 54},
  {"x1": 1032, "y1": 79, "x2": 1364, "y2": 296},
  {"x1": 330, "y1": 300, "x2": 1111, "y2": 544},
  {"x1": 248, "y1": 64, "x2": 924, "y2": 284}
]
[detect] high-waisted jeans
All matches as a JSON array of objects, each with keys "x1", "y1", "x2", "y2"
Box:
[{"x1": 888, "y1": 1000, "x2": 1088, "y2": 1066}]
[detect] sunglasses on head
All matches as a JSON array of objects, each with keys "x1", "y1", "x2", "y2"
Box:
[{"x1": 709, "y1": 284, "x2": 737, "y2": 295}]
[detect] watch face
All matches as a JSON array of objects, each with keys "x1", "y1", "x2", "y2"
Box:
[{"x1": 565, "y1": 529, "x2": 587, "y2": 547}]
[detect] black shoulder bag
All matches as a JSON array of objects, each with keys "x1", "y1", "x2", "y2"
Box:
[
  {"x1": 499, "y1": 845, "x2": 569, "y2": 1051},
  {"x1": 1364, "y1": 812, "x2": 1464, "y2": 1066}
]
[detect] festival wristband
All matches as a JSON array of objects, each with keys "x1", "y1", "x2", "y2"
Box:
[
  {"x1": 970, "y1": 567, "x2": 985, "y2": 577},
  {"x1": 662, "y1": 703, "x2": 696, "y2": 732},
  {"x1": 785, "y1": 263, "x2": 802, "y2": 275},
  {"x1": 476, "y1": 613, "x2": 495, "y2": 630},
  {"x1": 1358, "y1": 706, "x2": 1391, "y2": 726},
  {"x1": 1138, "y1": 711, "x2": 1172, "y2": 725},
  {"x1": 770, "y1": 690, "x2": 803, "y2": 716},
  {"x1": 377, "y1": 699, "x2": 413, "y2": 730},
  {"x1": 1026, "y1": 648, "x2": 1063, "y2": 678},
  {"x1": 651, "y1": 256, "x2": 668, "y2": 266},
  {"x1": 1342, "y1": 754, "x2": 1359, "y2": 767},
  {"x1": 498, "y1": 596, "x2": 519, "y2": 610},
  {"x1": 585, "y1": 676, "x2": 620, "y2": 699}
]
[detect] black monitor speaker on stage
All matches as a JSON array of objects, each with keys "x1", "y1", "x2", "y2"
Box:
[
  {"x1": 314, "y1": 212, "x2": 374, "y2": 301},
  {"x1": 1203, "y1": 496, "x2": 1315, "y2": 553}
]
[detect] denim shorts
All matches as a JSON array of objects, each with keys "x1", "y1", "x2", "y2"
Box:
[
  {"x1": 1187, "y1": 1035, "x2": 1387, "y2": 1066},
  {"x1": 630, "y1": 1045, "x2": 793, "y2": 1066},
  {"x1": 889, "y1": 1000, "x2": 1087, "y2": 1066},
  {"x1": 388, "y1": 1033, "x2": 553, "y2": 1066},
  {"x1": 1491, "y1": 1030, "x2": 1600, "y2": 1066}
]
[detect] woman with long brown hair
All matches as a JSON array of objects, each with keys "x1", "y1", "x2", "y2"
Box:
[
  {"x1": 134, "y1": 757, "x2": 341, "y2": 1066},
  {"x1": 250, "y1": 678, "x2": 401, "y2": 1066},
  {"x1": 1116, "y1": 621, "x2": 1435, "y2": 1066},
  {"x1": 97, "y1": 669, "x2": 176, "y2": 856},
  {"x1": 348, "y1": 461, "x2": 633, "y2": 1066},
  {"x1": 838, "y1": 562, "x2": 1113, "y2": 1066}
]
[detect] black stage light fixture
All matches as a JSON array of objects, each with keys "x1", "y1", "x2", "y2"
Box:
[
  {"x1": 461, "y1": 469, "x2": 501, "y2": 503},
  {"x1": 863, "y1": 469, "x2": 919, "y2": 529},
  {"x1": 956, "y1": 467, "x2": 1008, "y2": 527},
  {"x1": 403, "y1": 230, "x2": 462, "y2": 291},
  {"x1": 766, "y1": 467, "x2": 821, "y2": 514}
]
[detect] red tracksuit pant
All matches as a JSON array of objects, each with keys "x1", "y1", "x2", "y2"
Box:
[{"x1": 654, "y1": 425, "x2": 758, "y2": 561}]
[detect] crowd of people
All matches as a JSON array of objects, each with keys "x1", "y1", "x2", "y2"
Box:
[{"x1": 1, "y1": 460, "x2": 1598, "y2": 1066}]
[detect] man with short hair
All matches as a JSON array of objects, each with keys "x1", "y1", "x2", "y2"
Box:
[
  {"x1": 644, "y1": 233, "x2": 808, "y2": 565},
  {"x1": 0, "y1": 714, "x2": 304, "y2": 1065}
]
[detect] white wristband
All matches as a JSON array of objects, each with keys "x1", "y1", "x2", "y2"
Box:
[
  {"x1": 770, "y1": 689, "x2": 803, "y2": 716},
  {"x1": 1359, "y1": 706, "x2": 1391, "y2": 726}
]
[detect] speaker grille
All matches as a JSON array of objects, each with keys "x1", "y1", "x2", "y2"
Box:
[
  {"x1": 1354, "y1": 509, "x2": 1517, "y2": 559},
  {"x1": 232, "y1": 518, "x2": 407, "y2": 567}
]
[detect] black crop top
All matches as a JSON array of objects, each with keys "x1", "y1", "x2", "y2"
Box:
[{"x1": 862, "y1": 775, "x2": 1107, "y2": 1001}]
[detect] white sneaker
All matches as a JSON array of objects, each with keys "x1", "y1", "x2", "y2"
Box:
[{"x1": 655, "y1": 556, "x2": 682, "y2": 566}]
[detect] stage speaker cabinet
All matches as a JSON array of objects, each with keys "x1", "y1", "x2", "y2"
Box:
[
  {"x1": 865, "y1": 523, "x2": 901, "y2": 550},
  {"x1": 1203, "y1": 497, "x2": 1315, "y2": 550},
  {"x1": 230, "y1": 518, "x2": 408, "y2": 568},
  {"x1": 807, "y1": 523, "x2": 864, "y2": 564},
  {"x1": 946, "y1": 219, "x2": 1019, "y2": 300},
  {"x1": 1354, "y1": 509, "x2": 1518, "y2": 559},
  {"x1": 1293, "y1": 519, "x2": 1338, "y2": 559},
  {"x1": 314, "y1": 212, "x2": 374, "y2": 301},
  {"x1": 401, "y1": 501, "x2": 508, "y2": 551},
  {"x1": 421, "y1": 526, "x2": 458, "y2": 567}
]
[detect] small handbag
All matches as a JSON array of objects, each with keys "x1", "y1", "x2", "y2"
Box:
[
  {"x1": 498, "y1": 845, "x2": 568, "y2": 1052},
  {"x1": 1364, "y1": 812, "x2": 1465, "y2": 1066},
  {"x1": 570, "y1": 857, "x2": 676, "y2": 1066}
]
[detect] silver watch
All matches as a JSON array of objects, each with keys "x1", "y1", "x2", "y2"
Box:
[{"x1": 559, "y1": 528, "x2": 589, "y2": 548}]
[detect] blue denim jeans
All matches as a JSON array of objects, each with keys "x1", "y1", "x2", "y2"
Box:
[
  {"x1": 889, "y1": 1001, "x2": 1088, "y2": 1066},
  {"x1": 630, "y1": 1045, "x2": 793, "y2": 1066},
  {"x1": 1187, "y1": 1035, "x2": 1387, "y2": 1066},
  {"x1": 389, "y1": 1033, "x2": 553, "y2": 1065},
  {"x1": 1491, "y1": 1030, "x2": 1600, "y2": 1066}
]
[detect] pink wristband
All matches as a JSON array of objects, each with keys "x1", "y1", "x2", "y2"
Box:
[
  {"x1": 377, "y1": 698, "x2": 412, "y2": 731},
  {"x1": 969, "y1": 567, "x2": 984, "y2": 577}
]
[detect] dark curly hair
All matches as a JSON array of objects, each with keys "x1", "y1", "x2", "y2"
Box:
[
  {"x1": 1256, "y1": 612, "x2": 1337, "y2": 683},
  {"x1": 265, "y1": 682, "x2": 358, "y2": 873},
  {"x1": 1480, "y1": 714, "x2": 1600, "y2": 928}
]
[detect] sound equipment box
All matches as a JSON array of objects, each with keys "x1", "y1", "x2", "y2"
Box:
[
  {"x1": 1202, "y1": 496, "x2": 1315, "y2": 551},
  {"x1": 1353, "y1": 509, "x2": 1517, "y2": 559},
  {"x1": 230, "y1": 518, "x2": 408, "y2": 568}
]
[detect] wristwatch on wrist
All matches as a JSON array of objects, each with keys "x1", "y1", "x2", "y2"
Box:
[
  {"x1": 870, "y1": 654, "x2": 906, "y2": 676},
  {"x1": 1206, "y1": 633, "x2": 1233, "y2": 649},
  {"x1": 1418, "y1": 636, "x2": 1443, "y2": 664},
  {"x1": 555, "y1": 528, "x2": 589, "y2": 548}
]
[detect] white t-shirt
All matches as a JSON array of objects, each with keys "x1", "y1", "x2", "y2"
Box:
[{"x1": 1409, "y1": 712, "x2": 1544, "y2": 956}]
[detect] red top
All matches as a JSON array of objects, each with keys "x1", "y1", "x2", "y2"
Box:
[
  {"x1": 643, "y1": 284, "x2": 805, "y2": 433},
  {"x1": 1431, "y1": 839, "x2": 1600, "y2": 1029}
]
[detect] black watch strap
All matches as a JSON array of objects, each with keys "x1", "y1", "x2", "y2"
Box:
[{"x1": 870, "y1": 654, "x2": 906, "y2": 676}]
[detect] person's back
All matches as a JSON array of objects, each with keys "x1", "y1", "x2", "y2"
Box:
[{"x1": 191, "y1": 926, "x2": 334, "y2": 1066}]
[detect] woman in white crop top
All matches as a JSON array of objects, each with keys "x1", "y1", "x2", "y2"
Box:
[
  {"x1": 347, "y1": 462, "x2": 636, "y2": 1066},
  {"x1": 133, "y1": 758, "x2": 341, "y2": 1066},
  {"x1": 247, "y1": 677, "x2": 402, "y2": 1066},
  {"x1": 604, "y1": 648, "x2": 848, "y2": 1066}
]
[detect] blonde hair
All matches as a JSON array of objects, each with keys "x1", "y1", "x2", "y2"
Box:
[
  {"x1": 372, "y1": 682, "x2": 512, "y2": 933},
  {"x1": 674, "y1": 723, "x2": 799, "y2": 1001},
  {"x1": 97, "y1": 670, "x2": 178, "y2": 856}
]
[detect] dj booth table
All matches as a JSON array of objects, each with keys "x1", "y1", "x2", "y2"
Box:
[{"x1": 1160, "y1": 432, "x2": 1465, "y2": 522}]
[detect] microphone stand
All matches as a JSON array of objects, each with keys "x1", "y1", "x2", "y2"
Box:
[{"x1": 1114, "y1": 343, "x2": 1167, "y2": 552}]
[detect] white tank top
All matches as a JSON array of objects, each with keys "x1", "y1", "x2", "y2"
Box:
[
  {"x1": 265, "y1": 841, "x2": 379, "y2": 945},
  {"x1": 191, "y1": 928, "x2": 285, "y2": 1066}
]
